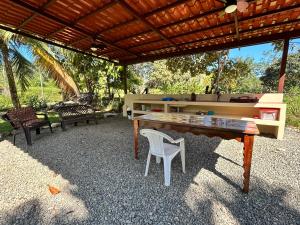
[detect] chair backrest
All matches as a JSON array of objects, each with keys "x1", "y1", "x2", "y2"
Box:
[
  {"x1": 140, "y1": 129, "x2": 174, "y2": 156},
  {"x1": 5, "y1": 107, "x2": 37, "y2": 129}
]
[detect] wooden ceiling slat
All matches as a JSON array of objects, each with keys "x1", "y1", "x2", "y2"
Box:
[
  {"x1": 99, "y1": 0, "x2": 190, "y2": 35},
  {"x1": 0, "y1": 0, "x2": 299, "y2": 64},
  {"x1": 127, "y1": 4, "x2": 300, "y2": 51},
  {"x1": 9, "y1": 0, "x2": 138, "y2": 58},
  {"x1": 137, "y1": 19, "x2": 300, "y2": 59},
  {"x1": 16, "y1": 0, "x2": 57, "y2": 29},
  {"x1": 46, "y1": 1, "x2": 119, "y2": 38},
  {"x1": 117, "y1": 0, "x2": 176, "y2": 47},
  {"x1": 122, "y1": 29, "x2": 300, "y2": 64},
  {"x1": 113, "y1": 6, "x2": 226, "y2": 46}
]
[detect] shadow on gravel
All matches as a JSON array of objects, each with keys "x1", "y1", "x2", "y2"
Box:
[
  {"x1": 2, "y1": 118, "x2": 299, "y2": 224},
  {"x1": 3, "y1": 199, "x2": 41, "y2": 225}
]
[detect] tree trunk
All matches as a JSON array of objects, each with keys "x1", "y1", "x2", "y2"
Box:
[{"x1": 0, "y1": 40, "x2": 21, "y2": 108}]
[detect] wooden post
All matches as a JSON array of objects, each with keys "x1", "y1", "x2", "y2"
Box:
[
  {"x1": 123, "y1": 65, "x2": 128, "y2": 94},
  {"x1": 278, "y1": 39, "x2": 289, "y2": 93}
]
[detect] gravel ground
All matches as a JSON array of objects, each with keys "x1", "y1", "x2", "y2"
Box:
[{"x1": 0, "y1": 117, "x2": 299, "y2": 225}]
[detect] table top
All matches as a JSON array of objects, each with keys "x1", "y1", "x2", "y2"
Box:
[{"x1": 135, "y1": 113, "x2": 259, "y2": 135}]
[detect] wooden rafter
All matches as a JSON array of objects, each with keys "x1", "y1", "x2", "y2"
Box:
[
  {"x1": 111, "y1": 0, "x2": 258, "y2": 44},
  {"x1": 16, "y1": 0, "x2": 57, "y2": 30},
  {"x1": 10, "y1": 0, "x2": 138, "y2": 57},
  {"x1": 121, "y1": 28, "x2": 300, "y2": 65},
  {"x1": 234, "y1": 12, "x2": 240, "y2": 40},
  {"x1": 68, "y1": 0, "x2": 190, "y2": 46},
  {"x1": 117, "y1": 0, "x2": 177, "y2": 47},
  {"x1": 135, "y1": 18, "x2": 300, "y2": 57},
  {"x1": 117, "y1": 6, "x2": 226, "y2": 47},
  {"x1": 46, "y1": 1, "x2": 119, "y2": 38},
  {"x1": 127, "y1": 4, "x2": 300, "y2": 51},
  {"x1": 0, "y1": 24, "x2": 116, "y2": 63},
  {"x1": 101, "y1": 0, "x2": 190, "y2": 35}
]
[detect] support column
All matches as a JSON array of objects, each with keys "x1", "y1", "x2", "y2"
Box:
[
  {"x1": 123, "y1": 65, "x2": 128, "y2": 94},
  {"x1": 278, "y1": 39, "x2": 289, "y2": 93}
]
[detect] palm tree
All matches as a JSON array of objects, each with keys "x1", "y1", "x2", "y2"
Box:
[{"x1": 0, "y1": 31, "x2": 80, "y2": 108}]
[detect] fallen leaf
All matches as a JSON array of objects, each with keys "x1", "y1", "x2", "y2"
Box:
[{"x1": 48, "y1": 185, "x2": 61, "y2": 195}]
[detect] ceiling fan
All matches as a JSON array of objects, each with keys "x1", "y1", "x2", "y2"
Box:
[{"x1": 217, "y1": 0, "x2": 250, "y2": 14}]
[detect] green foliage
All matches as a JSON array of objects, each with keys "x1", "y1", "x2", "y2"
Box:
[
  {"x1": 260, "y1": 51, "x2": 300, "y2": 92},
  {"x1": 0, "y1": 95, "x2": 12, "y2": 110},
  {"x1": 218, "y1": 58, "x2": 262, "y2": 93},
  {"x1": 0, "y1": 118, "x2": 13, "y2": 134},
  {"x1": 284, "y1": 86, "x2": 300, "y2": 128},
  {"x1": 26, "y1": 95, "x2": 47, "y2": 110},
  {"x1": 144, "y1": 60, "x2": 210, "y2": 94}
]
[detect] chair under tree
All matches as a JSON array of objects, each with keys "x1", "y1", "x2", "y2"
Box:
[{"x1": 2, "y1": 106, "x2": 53, "y2": 145}]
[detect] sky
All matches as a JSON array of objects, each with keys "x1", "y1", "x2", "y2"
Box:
[
  {"x1": 229, "y1": 38, "x2": 300, "y2": 63},
  {"x1": 19, "y1": 38, "x2": 300, "y2": 64}
]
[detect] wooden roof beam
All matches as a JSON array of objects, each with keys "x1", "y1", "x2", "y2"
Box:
[
  {"x1": 115, "y1": 6, "x2": 226, "y2": 47},
  {"x1": 117, "y1": 0, "x2": 177, "y2": 47},
  {"x1": 99, "y1": 0, "x2": 190, "y2": 35},
  {"x1": 121, "y1": 29, "x2": 300, "y2": 65},
  {"x1": 10, "y1": 0, "x2": 138, "y2": 57},
  {"x1": 126, "y1": 4, "x2": 300, "y2": 50},
  {"x1": 68, "y1": 0, "x2": 191, "y2": 46},
  {"x1": 135, "y1": 18, "x2": 300, "y2": 58},
  {"x1": 16, "y1": 0, "x2": 57, "y2": 30},
  {"x1": 46, "y1": 1, "x2": 118, "y2": 38},
  {"x1": 114, "y1": 1, "x2": 299, "y2": 46},
  {"x1": 0, "y1": 24, "x2": 116, "y2": 63}
]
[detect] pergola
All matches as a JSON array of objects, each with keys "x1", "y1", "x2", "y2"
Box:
[{"x1": 0, "y1": 0, "x2": 299, "y2": 92}]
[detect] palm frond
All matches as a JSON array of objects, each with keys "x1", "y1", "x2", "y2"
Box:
[
  {"x1": 11, "y1": 47, "x2": 34, "y2": 91},
  {"x1": 32, "y1": 45, "x2": 80, "y2": 97}
]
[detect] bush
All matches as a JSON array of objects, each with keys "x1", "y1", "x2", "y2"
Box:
[
  {"x1": 0, "y1": 95, "x2": 12, "y2": 111},
  {"x1": 27, "y1": 95, "x2": 47, "y2": 110},
  {"x1": 284, "y1": 87, "x2": 300, "y2": 128}
]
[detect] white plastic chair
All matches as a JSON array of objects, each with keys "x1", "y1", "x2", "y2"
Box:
[{"x1": 140, "y1": 129, "x2": 185, "y2": 186}]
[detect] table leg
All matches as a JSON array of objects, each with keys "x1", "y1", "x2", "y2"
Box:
[
  {"x1": 133, "y1": 119, "x2": 139, "y2": 159},
  {"x1": 243, "y1": 134, "x2": 254, "y2": 193}
]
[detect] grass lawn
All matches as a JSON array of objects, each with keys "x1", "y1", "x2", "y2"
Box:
[{"x1": 0, "y1": 112, "x2": 60, "y2": 135}]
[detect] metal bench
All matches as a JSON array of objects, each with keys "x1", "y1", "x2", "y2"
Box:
[{"x1": 54, "y1": 104, "x2": 98, "y2": 130}]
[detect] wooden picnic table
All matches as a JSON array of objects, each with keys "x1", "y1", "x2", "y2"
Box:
[{"x1": 133, "y1": 113, "x2": 259, "y2": 193}]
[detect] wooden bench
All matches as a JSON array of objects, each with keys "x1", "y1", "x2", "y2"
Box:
[{"x1": 54, "y1": 104, "x2": 98, "y2": 130}]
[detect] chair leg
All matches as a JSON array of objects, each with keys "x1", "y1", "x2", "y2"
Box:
[
  {"x1": 49, "y1": 122, "x2": 53, "y2": 133},
  {"x1": 13, "y1": 134, "x2": 16, "y2": 145},
  {"x1": 36, "y1": 128, "x2": 40, "y2": 135},
  {"x1": 61, "y1": 122, "x2": 66, "y2": 131},
  {"x1": 144, "y1": 152, "x2": 151, "y2": 177},
  {"x1": 24, "y1": 129, "x2": 32, "y2": 145},
  {"x1": 180, "y1": 149, "x2": 186, "y2": 173},
  {"x1": 163, "y1": 158, "x2": 171, "y2": 186}
]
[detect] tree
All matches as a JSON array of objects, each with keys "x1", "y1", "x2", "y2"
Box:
[
  {"x1": 144, "y1": 60, "x2": 210, "y2": 94},
  {"x1": 146, "y1": 54, "x2": 262, "y2": 94},
  {"x1": 165, "y1": 50, "x2": 231, "y2": 93},
  {"x1": 0, "y1": 38, "x2": 21, "y2": 107},
  {"x1": 0, "y1": 31, "x2": 80, "y2": 108},
  {"x1": 260, "y1": 51, "x2": 300, "y2": 92}
]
